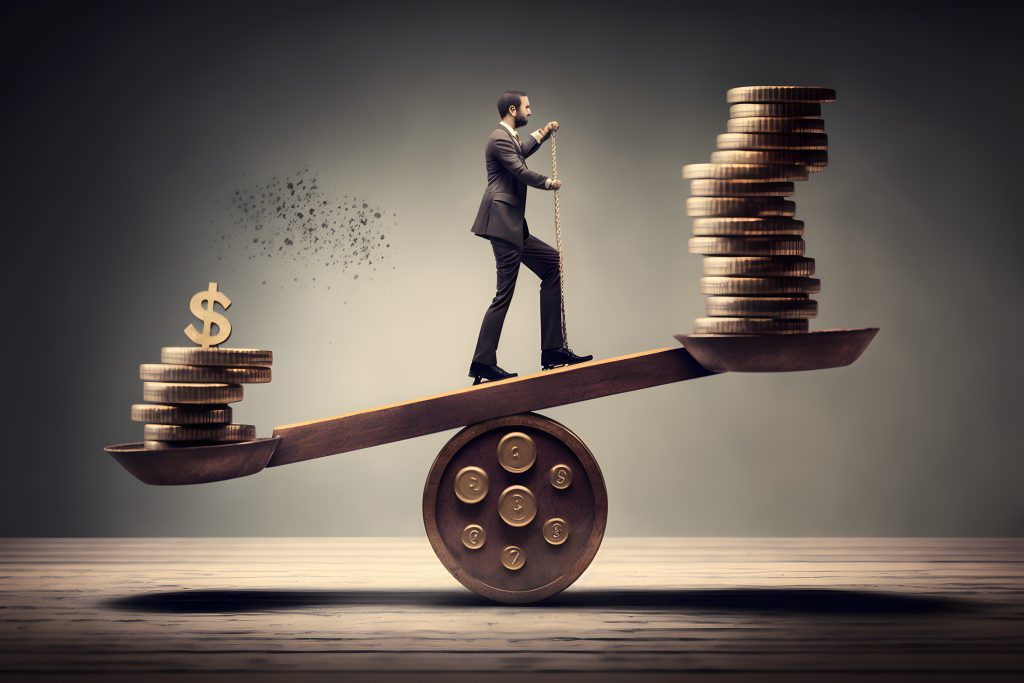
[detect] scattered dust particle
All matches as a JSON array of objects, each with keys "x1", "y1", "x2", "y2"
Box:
[{"x1": 218, "y1": 168, "x2": 397, "y2": 292}]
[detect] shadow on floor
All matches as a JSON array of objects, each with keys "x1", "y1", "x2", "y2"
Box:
[{"x1": 105, "y1": 587, "x2": 976, "y2": 615}]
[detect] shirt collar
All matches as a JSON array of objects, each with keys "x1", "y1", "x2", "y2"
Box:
[{"x1": 498, "y1": 121, "x2": 520, "y2": 138}]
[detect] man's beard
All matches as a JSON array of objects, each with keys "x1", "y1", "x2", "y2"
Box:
[{"x1": 514, "y1": 112, "x2": 528, "y2": 128}]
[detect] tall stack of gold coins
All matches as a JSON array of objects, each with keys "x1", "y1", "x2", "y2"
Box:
[
  {"x1": 684, "y1": 85, "x2": 835, "y2": 335},
  {"x1": 129, "y1": 282, "x2": 273, "y2": 450}
]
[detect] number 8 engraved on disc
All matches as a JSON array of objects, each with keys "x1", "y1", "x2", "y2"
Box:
[
  {"x1": 543, "y1": 517, "x2": 569, "y2": 546},
  {"x1": 501, "y1": 545, "x2": 526, "y2": 571}
]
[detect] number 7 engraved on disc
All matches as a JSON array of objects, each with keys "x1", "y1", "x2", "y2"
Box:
[{"x1": 501, "y1": 545, "x2": 525, "y2": 571}]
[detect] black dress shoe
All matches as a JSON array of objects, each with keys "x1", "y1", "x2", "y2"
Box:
[
  {"x1": 541, "y1": 347, "x2": 594, "y2": 370},
  {"x1": 469, "y1": 362, "x2": 518, "y2": 385}
]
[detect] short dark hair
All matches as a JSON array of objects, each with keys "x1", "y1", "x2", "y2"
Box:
[{"x1": 497, "y1": 90, "x2": 527, "y2": 118}]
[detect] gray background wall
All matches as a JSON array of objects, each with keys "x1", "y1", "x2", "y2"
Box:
[{"x1": 3, "y1": 0, "x2": 1021, "y2": 536}]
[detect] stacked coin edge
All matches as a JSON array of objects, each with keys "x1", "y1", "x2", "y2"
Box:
[
  {"x1": 131, "y1": 347, "x2": 273, "y2": 450},
  {"x1": 685, "y1": 85, "x2": 835, "y2": 335}
]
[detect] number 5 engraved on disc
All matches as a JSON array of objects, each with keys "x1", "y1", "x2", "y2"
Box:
[{"x1": 549, "y1": 464, "x2": 573, "y2": 490}]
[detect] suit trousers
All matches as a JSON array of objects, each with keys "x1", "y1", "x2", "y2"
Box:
[{"x1": 472, "y1": 234, "x2": 564, "y2": 365}]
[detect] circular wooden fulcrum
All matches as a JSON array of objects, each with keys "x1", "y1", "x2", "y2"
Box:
[{"x1": 422, "y1": 413, "x2": 607, "y2": 604}]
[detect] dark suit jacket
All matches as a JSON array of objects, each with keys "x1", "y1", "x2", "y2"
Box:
[{"x1": 470, "y1": 125, "x2": 551, "y2": 247}]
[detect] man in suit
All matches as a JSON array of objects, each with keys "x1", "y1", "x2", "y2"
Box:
[{"x1": 468, "y1": 90, "x2": 592, "y2": 385}]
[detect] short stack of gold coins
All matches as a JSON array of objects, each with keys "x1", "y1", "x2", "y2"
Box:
[
  {"x1": 684, "y1": 85, "x2": 835, "y2": 335},
  {"x1": 131, "y1": 347, "x2": 273, "y2": 450}
]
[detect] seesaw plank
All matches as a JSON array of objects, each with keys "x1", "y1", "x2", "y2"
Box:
[{"x1": 268, "y1": 347, "x2": 715, "y2": 466}]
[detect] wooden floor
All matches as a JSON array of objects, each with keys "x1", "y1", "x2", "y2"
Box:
[{"x1": 1, "y1": 538, "x2": 1022, "y2": 682}]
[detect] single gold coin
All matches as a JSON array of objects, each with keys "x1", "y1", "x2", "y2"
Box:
[
  {"x1": 711, "y1": 149, "x2": 828, "y2": 170},
  {"x1": 142, "y1": 382, "x2": 244, "y2": 404},
  {"x1": 143, "y1": 423, "x2": 256, "y2": 442},
  {"x1": 693, "y1": 317, "x2": 810, "y2": 335},
  {"x1": 501, "y1": 545, "x2": 526, "y2": 571},
  {"x1": 690, "y1": 180, "x2": 795, "y2": 197},
  {"x1": 692, "y1": 217, "x2": 804, "y2": 236},
  {"x1": 726, "y1": 86, "x2": 836, "y2": 104},
  {"x1": 700, "y1": 276, "x2": 821, "y2": 295},
  {"x1": 454, "y1": 466, "x2": 489, "y2": 504},
  {"x1": 130, "y1": 404, "x2": 232, "y2": 425},
  {"x1": 689, "y1": 236, "x2": 805, "y2": 256},
  {"x1": 144, "y1": 440, "x2": 223, "y2": 450},
  {"x1": 498, "y1": 485, "x2": 537, "y2": 527},
  {"x1": 717, "y1": 132, "x2": 829, "y2": 151},
  {"x1": 549, "y1": 464, "x2": 573, "y2": 490},
  {"x1": 140, "y1": 363, "x2": 271, "y2": 384},
  {"x1": 703, "y1": 256, "x2": 816, "y2": 277},
  {"x1": 542, "y1": 518, "x2": 570, "y2": 546},
  {"x1": 161, "y1": 347, "x2": 273, "y2": 368},
  {"x1": 683, "y1": 163, "x2": 808, "y2": 182},
  {"x1": 706, "y1": 296, "x2": 818, "y2": 319},
  {"x1": 497, "y1": 431, "x2": 536, "y2": 473},
  {"x1": 727, "y1": 117, "x2": 825, "y2": 134},
  {"x1": 461, "y1": 524, "x2": 486, "y2": 550},
  {"x1": 730, "y1": 102, "x2": 822, "y2": 118},
  {"x1": 686, "y1": 197, "x2": 796, "y2": 217}
]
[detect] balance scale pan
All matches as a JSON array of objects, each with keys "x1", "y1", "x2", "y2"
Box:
[
  {"x1": 675, "y1": 328, "x2": 879, "y2": 373},
  {"x1": 104, "y1": 437, "x2": 280, "y2": 486}
]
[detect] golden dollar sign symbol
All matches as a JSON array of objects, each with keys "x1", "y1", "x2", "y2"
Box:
[{"x1": 184, "y1": 282, "x2": 232, "y2": 348}]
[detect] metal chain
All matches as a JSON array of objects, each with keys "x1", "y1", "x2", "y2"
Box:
[{"x1": 551, "y1": 132, "x2": 568, "y2": 348}]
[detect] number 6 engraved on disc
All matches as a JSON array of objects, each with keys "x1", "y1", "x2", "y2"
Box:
[
  {"x1": 461, "y1": 524, "x2": 486, "y2": 550},
  {"x1": 501, "y1": 545, "x2": 525, "y2": 571}
]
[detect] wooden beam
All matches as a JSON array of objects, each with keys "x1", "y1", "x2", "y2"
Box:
[{"x1": 268, "y1": 347, "x2": 716, "y2": 467}]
